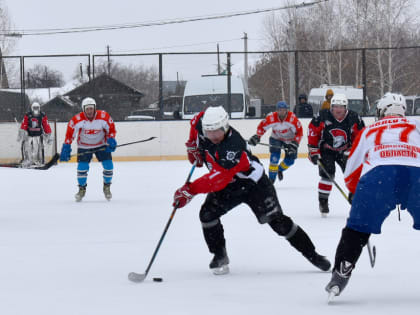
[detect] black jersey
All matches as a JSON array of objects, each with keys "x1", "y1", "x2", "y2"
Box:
[
  {"x1": 308, "y1": 109, "x2": 365, "y2": 152},
  {"x1": 23, "y1": 112, "x2": 47, "y2": 137},
  {"x1": 187, "y1": 112, "x2": 264, "y2": 194}
]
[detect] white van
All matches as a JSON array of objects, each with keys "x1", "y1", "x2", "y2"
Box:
[
  {"x1": 404, "y1": 95, "x2": 420, "y2": 116},
  {"x1": 181, "y1": 75, "x2": 251, "y2": 119},
  {"x1": 308, "y1": 85, "x2": 368, "y2": 115}
]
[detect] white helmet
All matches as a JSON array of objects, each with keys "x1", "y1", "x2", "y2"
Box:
[
  {"x1": 202, "y1": 106, "x2": 229, "y2": 133},
  {"x1": 377, "y1": 92, "x2": 406, "y2": 118},
  {"x1": 331, "y1": 93, "x2": 348, "y2": 108},
  {"x1": 31, "y1": 102, "x2": 41, "y2": 115},
  {"x1": 81, "y1": 97, "x2": 96, "y2": 113}
]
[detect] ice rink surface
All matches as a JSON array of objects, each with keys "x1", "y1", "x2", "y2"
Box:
[{"x1": 1, "y1": 159, "x2": 419, "y2": 315}]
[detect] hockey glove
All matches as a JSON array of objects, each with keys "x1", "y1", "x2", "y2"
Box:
[
  {"x1": 248, "y1": 134, "x2": 261, "y2": 146},
  {"x1": 16, "y1": 129, "x2": 28, "y2": 142},
  {"x1": 173, "y1": 183, "x2": 195, "y2": 208},
  {"x1": 105, "y1": 137, "x2": 117, "y2": 153},
  {"x1": 44, "y1": 133, "x2": 53, "y2": 145},
  {"x1": 60, "y1": 143, "x2": 72, "y2": 162},
  {"x1": 308, "y1": 146, "x2": 321, "y2": 165},
  {"x1": 286, "y1": 141, "x2": 299, "y2": 155},
  {"x1": 185, "y1": 140, "x2": 203, "y2": 167}
]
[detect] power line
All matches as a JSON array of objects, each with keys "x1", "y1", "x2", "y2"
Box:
[
  {"x1": 1, "y1": 0, "x2": 328, "y2": 36},
  {"x1": 110, "y1": 38, "x2": 243, "y2": 54}
]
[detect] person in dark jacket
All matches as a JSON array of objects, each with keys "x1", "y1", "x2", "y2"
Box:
[{"x1": 294, "y1": 94, "x2": 313, "y2": 118}]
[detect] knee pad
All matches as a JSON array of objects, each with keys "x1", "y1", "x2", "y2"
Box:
[
  {"x1": 270, "y1": 152, "x2": 281, "y2": 164},
  {"x1": 200, "y1": 207, "x2": 221, "y2": 225},
  {"x1": 268, "y1": 214, "x2": 294, "y2": 236},
  {"x1": 258, "y1": 204, "x2": 283, "y2": 224}
]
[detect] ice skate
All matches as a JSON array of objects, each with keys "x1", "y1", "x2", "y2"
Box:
[
  {"x1": 319, "y1": 198, "x2": 329, "y2": 217},
  {"x1": 209, "y1": 249, "x2": 230, "y2": 275},
  {"x1": 325, "y1": 261, "x2": 353, "y2": 301},
  {"x1": 277, "y1": 170, "x2": 283, "y2": 181},
  {"x1": 75, "y1": 185, "x2": 87, "y2": 202},
  {"x1": 306, "y1": 253, "x2": 331, "y2": 271},
  {"x1": 103, "y1": 183, "x2": 112, "y2": 201}
]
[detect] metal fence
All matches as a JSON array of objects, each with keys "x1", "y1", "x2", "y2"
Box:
[{"x1": 2, "y1": 46, "x2": 420, "y2": 122}]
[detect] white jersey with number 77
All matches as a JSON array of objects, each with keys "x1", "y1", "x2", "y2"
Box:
[{"x1": 344, "y1": 116, "x2": 420, "y2": 194}]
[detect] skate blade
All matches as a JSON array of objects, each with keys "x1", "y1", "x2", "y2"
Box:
[
  {"x1": 327, "y1": 286, "x2": 340, "y2": 304},
  {"x1": 75, "y1": 195, "x2": 84, "y2": 202},
  {"x1": 212, "y1": 265, "x2": 229, "y2": 275},
  {"x1": 321, "y1": 213, "x2": 328, "y2": 218}
]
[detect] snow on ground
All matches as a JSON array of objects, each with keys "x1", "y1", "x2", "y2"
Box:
[{"x1": 1, "y1": 159, "x2": 419, "y2": 315}]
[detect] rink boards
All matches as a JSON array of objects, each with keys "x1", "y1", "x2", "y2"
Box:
[{"x1": 0, "y1": 117, "x2": 379, "y2": 162}]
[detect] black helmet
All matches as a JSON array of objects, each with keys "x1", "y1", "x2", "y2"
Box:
[{"x1": 298, "y1": 94, "x2": 307, "y2": 101}]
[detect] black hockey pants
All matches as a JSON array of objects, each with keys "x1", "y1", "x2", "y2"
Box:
[{"x1": 199, "y1": 174, "x2": 317, "y2": 258}]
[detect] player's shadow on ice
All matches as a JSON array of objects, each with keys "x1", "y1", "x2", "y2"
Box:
[{"x1": 328, "y1": 294, "x2": 420, "y2": 307}]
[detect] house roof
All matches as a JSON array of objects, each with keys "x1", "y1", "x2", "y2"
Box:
[
  {"x1": 43, "y1": 95, "x2": 78, "y2": 108},
  {"x1": 65, "y1": 73, "x2": 144, "y2": 97}
]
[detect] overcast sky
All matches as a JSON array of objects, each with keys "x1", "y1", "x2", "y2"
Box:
[{"x1": 4, "y1": 0, "x2": 291, "y2": 81}]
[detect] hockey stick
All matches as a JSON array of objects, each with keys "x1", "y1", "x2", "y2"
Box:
[
  {"x1": 317, "y1": 160, "x2": 376, "y2": 268},
  {"x1": 128, "y1": 162, "x2": 197, "y2": 283},
  {"x1": 256, "y1": 142, "x2": 283, "y2": 150},
  {"x1": 0, "y1": 153, "x2": 59, "y2": 170},
  {"x1": 74, "y1": 136, "x2": 157, "y2": 158}
]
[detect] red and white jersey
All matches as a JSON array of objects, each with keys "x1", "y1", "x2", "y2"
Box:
[
  {"x1": 64, "y1": 110, "x2": 116, "y2": 149},
  {"x1": 344, "y1": 116, "x2": 420, "y2": 194},
  {"x1": 256, "y1": 111, "x2": 303, "y2": 143}
]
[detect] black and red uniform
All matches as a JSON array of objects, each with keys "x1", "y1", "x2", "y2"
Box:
[
  {"x1": 184, "y1": 111, "x2": 330, "y2": 270},
  {"x1": 308, "y1": 109, "x2": 365, "y2": 205},
  {"x1": 20, "y1": 111, "x2": 52, "y2": 137}
]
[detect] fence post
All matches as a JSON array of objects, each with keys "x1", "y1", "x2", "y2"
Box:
[
  {"x1": 362, "y1": 48, "x2": 367, "y2": 115},
  {"x1": 227, "y1": 52, "x2": 232, "y2": 118},
  {"x1": 159, "y1": 53, "x2": 163, "y2": 119},
  {"x1": 294, "y1": 50, "x2": 299, "y2": 111}
]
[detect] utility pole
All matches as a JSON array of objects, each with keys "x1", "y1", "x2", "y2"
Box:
[
  {"x1": 107, "y1": 45, "x2": 111, "y2": 76},
  {"x1": 79, "y1": 63, "x2": 83, "y2": 81},
  {"x1": 242, "y1": 32, "x2": 248, "y2": 89}
]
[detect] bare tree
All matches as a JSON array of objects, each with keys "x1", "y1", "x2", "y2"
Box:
[
  {"x1": 0, "y1": 3, "x2": 16, "y2": 55},
  {"x1": 249, "y1": 0, "x2": 420, "y2": 107},
  {"x1": 0, "y1": 3, "x2": 18, "y2": 88},
  {"x1": 25, "y1": 64, "x2": 64, "y2": 88}
]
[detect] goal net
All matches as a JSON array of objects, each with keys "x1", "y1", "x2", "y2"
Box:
[{"x1": 0, "y1": 120, "x2": 58, "y2": 166}]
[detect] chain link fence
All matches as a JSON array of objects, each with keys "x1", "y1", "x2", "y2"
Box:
[{"x1": 1, "y1": 46, "x2": 420, "y2": 122}]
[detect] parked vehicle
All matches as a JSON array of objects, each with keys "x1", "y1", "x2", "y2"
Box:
[
  {"x1": 308, "y1": 85, "x2": 369, "y2": 115},
  {"x1": 367, "y1": 94, "x2": 420, "y2": 117},
  {"x1": 404, "y1": 95, "x2": 420, "y2": 115},
  {"x1": 124, "y1": 109, "x2": 156, "y2": 121},
  {"x1": 180, "y1": 75, "x2": 254, "y2": 119}
]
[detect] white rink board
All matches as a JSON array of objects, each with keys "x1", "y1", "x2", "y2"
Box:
[{"x1": 0, "y1": 117, "x2": 379, "y2": 160}]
